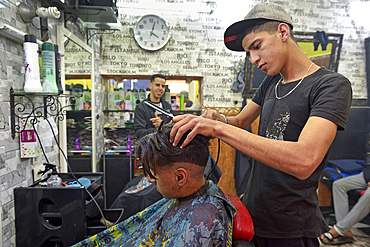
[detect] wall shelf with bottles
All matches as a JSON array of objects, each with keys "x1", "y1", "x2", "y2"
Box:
[{"x1": 10, "y1": 87, "x2": 77, "y2": 139}]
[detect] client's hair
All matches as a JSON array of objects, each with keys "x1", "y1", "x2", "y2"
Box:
[{"x1": 137, "y1": 124, "x2": 210, "y2": 179}]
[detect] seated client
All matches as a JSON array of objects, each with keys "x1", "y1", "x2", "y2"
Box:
[{"x1": 72, "y1": 124, "x2": 235, "y2": 246}]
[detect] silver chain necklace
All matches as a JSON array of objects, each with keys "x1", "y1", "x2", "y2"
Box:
[{"x1": 275, "y1": 63, "x2": 314, "y2": 100}]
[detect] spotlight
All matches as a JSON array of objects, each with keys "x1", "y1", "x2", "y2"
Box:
[{"x1": 18, "y1": 2, "x2": 60, "y2": 23}]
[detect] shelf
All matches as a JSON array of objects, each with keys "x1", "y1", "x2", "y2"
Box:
[{"x1": 10, "y1": 87, "x2": 78, "y2": 139}]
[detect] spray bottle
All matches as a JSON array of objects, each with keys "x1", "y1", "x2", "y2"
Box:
[
  {"x1": 45, "y1": 163, "x2": 62, "y2": 187},
  {"x1": 126, "y1": 137, "x2": 132, "y2": 156},
  {"x1": 75, "y1": 137, "x2": 81, "y2": 150}
]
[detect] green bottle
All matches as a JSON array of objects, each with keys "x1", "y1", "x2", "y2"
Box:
[
  {"x1": 41, "y1": 42, "x2": 58, "y2": 94},
  {"x1": 165, "y1": 85, "x2": 171, "y2": 104},
  {"x1": 125, "y1": 89, "x2": 133, "y2": 110},
  {"x1": 132, "y1": 88, "x2": 138, "y2": 110}
]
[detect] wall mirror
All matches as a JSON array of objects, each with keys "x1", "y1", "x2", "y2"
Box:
[
  {"x1": 101, "y1": 75, "x2": 202, "y2": 153},
  {"x1": 57, "y1": 25, "x2": 96, "y2": 172},
  {"x1": 102, "y1": 75, "x2": 202, "y2": 109}
]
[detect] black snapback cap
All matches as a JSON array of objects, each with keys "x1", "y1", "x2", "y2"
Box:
[{"x1": 224, "y1": 3, "x2": 293, "y2": 52}]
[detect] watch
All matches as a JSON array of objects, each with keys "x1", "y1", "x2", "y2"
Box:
[{"x1": 133, "y1": 14, "x2": 171, "y2": 51}]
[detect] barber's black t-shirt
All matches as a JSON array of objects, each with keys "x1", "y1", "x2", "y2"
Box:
[{"x1": 243, "y1": 67, "x2": 352, "y2": 238}]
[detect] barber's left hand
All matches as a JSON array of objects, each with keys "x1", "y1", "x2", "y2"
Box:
[
  {"x1": 150, "y1": 112, "x2": 163, "y2": 128},
  {"x1": 170, "y1": 114, "x2": 217, "y2": 148}
]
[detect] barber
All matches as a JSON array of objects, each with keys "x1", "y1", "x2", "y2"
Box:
[
  {"x1": 170, "y1": 3, "x2": 352, "y2": 247},
  {"x1": 134, "y1": 74, "x2": 173, "y2": 139}
]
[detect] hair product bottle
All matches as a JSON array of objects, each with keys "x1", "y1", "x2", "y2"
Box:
[
  {"x1": 23, "y1": 34, "x2": 42, "y2": 92},
  {"x1": 42, "y1": 42, "x2": 58, "y2": 93}
]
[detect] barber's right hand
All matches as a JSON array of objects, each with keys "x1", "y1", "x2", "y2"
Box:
[
  {"x1": 201, "y1": 109, "x2": 219, "y2": 120},
  {"x1": 170, "y1": 114, "x2": 218, "y2": 148}
]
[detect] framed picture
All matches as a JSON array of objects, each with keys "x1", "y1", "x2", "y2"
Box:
[{"x1": 242, "y1": 32, "x2": 344, "y2": 98}]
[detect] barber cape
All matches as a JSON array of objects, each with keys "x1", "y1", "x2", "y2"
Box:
[{"x1": 72, "y1": 180, "x2": 235, "y2": 247}]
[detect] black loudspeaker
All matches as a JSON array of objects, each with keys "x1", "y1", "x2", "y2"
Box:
[
  {"x1": 14, "y1": 173, "x2": 103, "y2": 247},
  {"x1": 103, "y1": 155, "x2": 134, "y2": 209},
  {"x1": 68, "y1": 155, "x2": 93, "y2": 172}
]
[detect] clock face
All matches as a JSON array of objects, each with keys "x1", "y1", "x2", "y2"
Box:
[{"x1": 134, "y1": 15, "x2": 171, "y2": 51}]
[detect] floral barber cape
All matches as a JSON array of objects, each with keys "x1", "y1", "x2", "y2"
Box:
[{"x1": 72, "y1": 180, "x2": 235, "y2": 247}]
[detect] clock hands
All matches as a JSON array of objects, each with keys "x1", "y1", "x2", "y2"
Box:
[
  {"x1": 149, "y1": 21, "x2": 159, "y2": 40},
  {"x1": 151, "y1": 32, "x2": 159, "y2": 38}
]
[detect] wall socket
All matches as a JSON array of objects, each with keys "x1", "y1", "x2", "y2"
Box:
[{"x1": 32, "y1": 164, "x2": 45, "y2": 182}]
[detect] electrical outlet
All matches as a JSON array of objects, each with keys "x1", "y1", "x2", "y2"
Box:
[{"x1": 32, "y1": 164, "x2": 45, "y2": 182}]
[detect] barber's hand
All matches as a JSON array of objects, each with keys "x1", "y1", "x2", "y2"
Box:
[
  {"x1": 368, "y1": 182, "x2": 370, "y2": 187},
  {"x1": 201, "y1": 109, "x2": 219, "y2": 120},
  {"x1": 150, "y1": 112, "x2": 163, "y2": 128},
  {"x1": 170, "y1": 114, "x2": 217, "y2": 148}
]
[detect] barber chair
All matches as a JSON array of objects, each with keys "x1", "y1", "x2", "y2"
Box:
[{"x1": 226, "y1": 194, "x2": 255, "y2": 246}]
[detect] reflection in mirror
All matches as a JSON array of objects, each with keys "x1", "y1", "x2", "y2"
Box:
[
  {"x1": 57, "y1": 25, "x2": 95, "y2": 173},
  {"x1": 103, "y1": 76, "x2": 202, "y2": 112},
  {"x1": 102, "y1": 76, "x2": 202, "y2": 154}
]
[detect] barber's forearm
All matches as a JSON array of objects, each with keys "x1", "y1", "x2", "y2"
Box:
[
  {"x1": 214, "y1": 117, "x2": 336, "y2": 180},
  {"x1": 215, "y1": 124, "x2": 311, "y2": 179}
]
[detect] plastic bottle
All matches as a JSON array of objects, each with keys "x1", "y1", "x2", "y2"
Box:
[
  {"x1": 71, "y1": 87, "x2": 78, "y2": 110},
  {"x1": 125, "y1": 89, "x2": 133, "y2": 110},
  {"x1": 139, "y1": 88, "x2": 146, "y2": 102},
  {"x1": 180, "y1": 94, "x2": 185, "y2": 111},
  {"x1": 42, "y1": 78, "x2": 52, "y2": 93},
  {"x1": 165, "y1": 85, "x2": 171, "y2": 104},
  {"x1": 118, "y1": 88, "x2": 125, "y2": 110},
  {"x1": 23, "y1": 34, "x2": 42, "y2": 92},
  {"x1": 132, "y1": 88, "x2": 138, "y2": 110},
  {"x1": 171, "y1": 96, "x2": 177, "y2": 110},
  {"x1": 113, "y1": 88, "x2": 119, "y2": 109},
  {"x1": 46, "y1": 164, "x2": 62, "y2": 187},
  {"x1": 83, "y1": 87, "x2": 91, "y2": 110},
  {"x1": 42, "y1": 42, "x2": 58, "y2": 93},
  {"x1": 84, "y1": 87, "x2": 91, "y2": 101},
  {"x1": 78, "y1": 88, "x2": 84, "y2": 110},
  {"x1": 145, "y1": 88, "x2": 150, "y2": 98},
  {"x1": 108, "y1": 86, "x2": 115, "y2": 110}
]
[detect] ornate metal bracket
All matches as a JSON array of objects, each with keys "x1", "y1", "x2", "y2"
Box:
[{"x1": 10, "y1": 87, "x2": 77, "y2": 139}]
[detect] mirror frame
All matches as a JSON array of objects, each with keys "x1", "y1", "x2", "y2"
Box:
[{"x1": 57, "y1": 25, "x2": 96, "y2": 172}]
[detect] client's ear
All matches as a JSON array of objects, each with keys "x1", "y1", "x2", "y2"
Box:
[{"x1": 175, "y1": 168, "x2": 188, "y2": 187}]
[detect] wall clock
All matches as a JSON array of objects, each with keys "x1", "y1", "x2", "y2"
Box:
[{"x1": 133, "y1": 14, "x2": 171, "y2": 51}]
